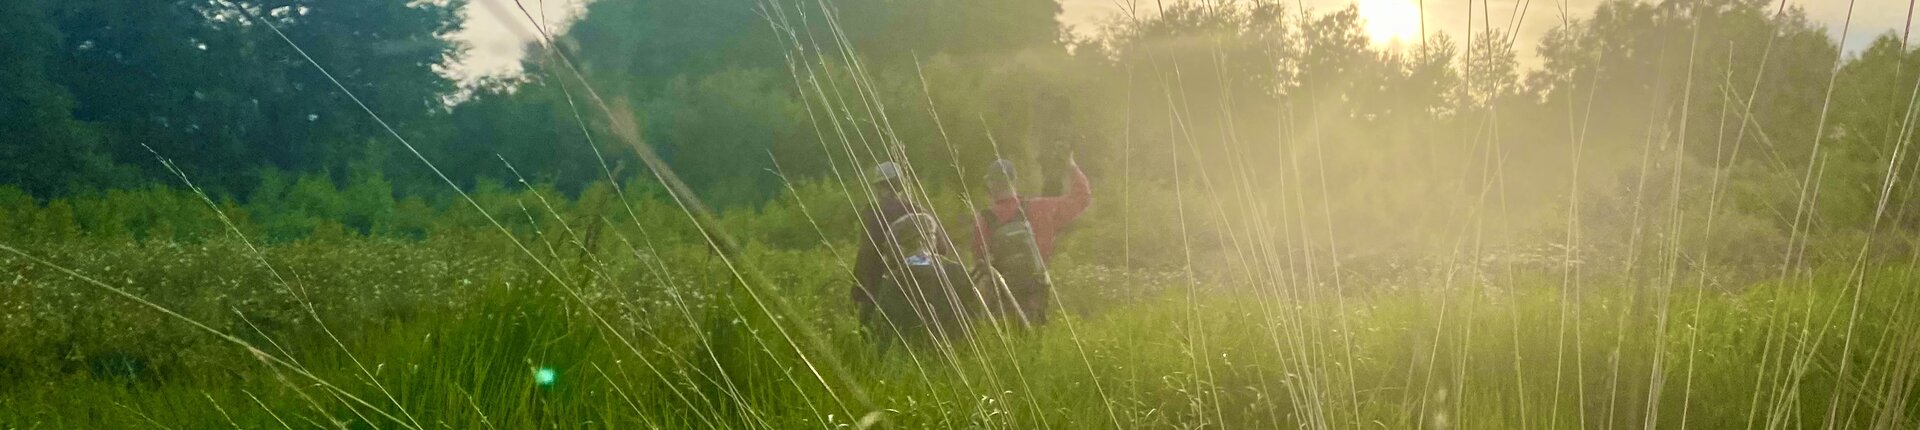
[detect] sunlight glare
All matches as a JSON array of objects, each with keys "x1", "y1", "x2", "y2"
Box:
[
  {"x1": 1357, "y1": 0, "x2": 1422, "y2": 46},
  {"x1": 534, "y1": 367, "x2": 556, "y2": 386}
]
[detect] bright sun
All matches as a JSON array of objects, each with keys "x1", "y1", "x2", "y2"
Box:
[{"x1": 1357, "y1": 0, "x2": 1422, "y2": 46}]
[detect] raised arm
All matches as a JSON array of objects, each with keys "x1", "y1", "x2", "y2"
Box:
[{"x1": 1032, "y1": 158, "x2": 1092, "y2": 225}]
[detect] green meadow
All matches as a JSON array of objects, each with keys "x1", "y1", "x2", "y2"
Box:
[{"x1": 6, "y1": 0, "x2": 1920, "y2": 428}]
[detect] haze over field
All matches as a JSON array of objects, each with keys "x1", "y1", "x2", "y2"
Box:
[{"x1": 5, "y1": 0, "x2": 1920, "y2": 428}]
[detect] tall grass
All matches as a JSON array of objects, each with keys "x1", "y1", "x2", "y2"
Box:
[
  {"x1": 5, "y1": 0, "x2": 1920, "y2": 428},
  {"x1": 3, "y1": 226, "x2": 1915, "y2": 427}
]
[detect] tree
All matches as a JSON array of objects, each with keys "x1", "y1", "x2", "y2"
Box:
[
  {"x1": 0, "y1": 0, "x2": 122, "y2": 197},
  {"x1": 38, "y1": 0, "x2": 463, "y2": 194},
  {"x1": 440, "y1": 74, "x2": 614, "y2": 194},
  {"x1": 642, "y1": 69, "x2": 809, "y2": 208},
  {"x1": 835, "y1": 0, "x2": 1062, "y2": 61},
  {"x1": 557, "y1": 0, "x2": 783, "y2": 94}
]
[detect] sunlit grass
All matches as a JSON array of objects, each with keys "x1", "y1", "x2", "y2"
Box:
[{"x1": 2, "y1": 234, "x2": 1914, "y2": 427}]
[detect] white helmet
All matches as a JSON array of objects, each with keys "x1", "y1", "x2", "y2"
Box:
[{"x1": 872, "y1": 161, "x2": 902, "y2": 184}]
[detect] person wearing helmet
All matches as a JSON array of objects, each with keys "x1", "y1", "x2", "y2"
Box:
[
  {"x1": 867, "y1": 213, "x2": 977, "y2": 345},
  {"x1": 972, "y1": 156, "x2": 1090, "y2": 327},
  {"x1": 852, "y1": 161, "x2": 955, "y2": 338}
]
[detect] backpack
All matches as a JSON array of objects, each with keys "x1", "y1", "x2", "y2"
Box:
[
  {"x1": 872, "y1": 253, "x2": 974, "y2": 342},
  {"x1": 978, "y1": 202, "x2": 1056, "y2": 326},
  {"x1": 981, "y1": 201, "x2": 1049, "y2": 282}
]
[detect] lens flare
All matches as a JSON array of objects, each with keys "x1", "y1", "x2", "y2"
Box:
[{"x1": 534, "y1": 367, "x2": 556, "y2": 386}]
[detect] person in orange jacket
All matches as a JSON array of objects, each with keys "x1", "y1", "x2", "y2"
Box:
[{"x1": 970, "y1": 156, "x2": 1090, "y2": 327}]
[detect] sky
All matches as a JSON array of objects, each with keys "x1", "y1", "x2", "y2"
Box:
[
  {"x1": 451, "y1": 0, "x2": 1917, "y2": 83},
  {"x1": 450, "y1": 0, "x2": 588, "y2": 83}
]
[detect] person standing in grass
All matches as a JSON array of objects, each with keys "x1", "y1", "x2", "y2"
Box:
[
  {"x1": 972, "y1": 156, "x2": 1090, "y2": 327},
  {"x1": 869, "y1": 213, "x2": 977, "y2": 344},
  {"x1": 852, "y1": 161, "x2": 955, "y2": 338}
]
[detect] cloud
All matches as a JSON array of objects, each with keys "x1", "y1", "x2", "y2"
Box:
[{"x1": 448, "y1": 0, "x2": 587, "y2": 83}]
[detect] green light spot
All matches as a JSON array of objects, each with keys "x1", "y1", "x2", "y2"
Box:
[{"x1": 534, "y1": 367, "x2": 556, "y2": 386}]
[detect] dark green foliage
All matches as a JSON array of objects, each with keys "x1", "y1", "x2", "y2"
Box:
[
  {"x1": 559, "y1": 0, "x2": 783, "y2": 90},
  {"x1": 439, "y1": 77, "x2": 605, "y2": 193},
  {"x1": 835, "y1": 0, "x2": 1063, "y2": 60},
  {"x1": 2, "y1": 0, "x2": 461, "y2": 196},
  {"x1": 0, "y1": 0, "x2": 123, "y2": 196},
  {"x1": 642, "y1": 69, "x2": 811, "y2": 207}
]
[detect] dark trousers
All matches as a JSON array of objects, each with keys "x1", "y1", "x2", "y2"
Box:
[{"x1": 978, "y1": 268, "x2": 1050, "y2": 328}]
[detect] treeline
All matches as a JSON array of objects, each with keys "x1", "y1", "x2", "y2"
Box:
[
  {"x1": 1, "y1": 0, "x2": 460, "y2": 196},
  {"x1": 0, "y1": 0, "x2": 1060, "y2": 202},
  {"x1": 6, "y1": 0, "x2": 1920, "y2": 276}
]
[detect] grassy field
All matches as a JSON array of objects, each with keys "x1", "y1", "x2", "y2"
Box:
[
  {"x1": 3, "y1": 231, "x2": 1915, "y2": 428},
  {"x1": 12, "y1": 0, "x2": 1920, "y2": 428}
]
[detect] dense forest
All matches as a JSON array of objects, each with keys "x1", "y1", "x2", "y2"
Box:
[{"x1": 5, "y1": 0, "x2": 1920, "y2": 427}]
